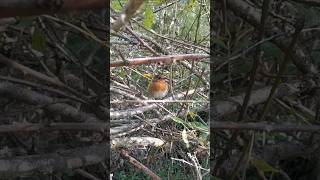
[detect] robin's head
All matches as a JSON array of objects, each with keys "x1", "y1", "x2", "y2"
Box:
[{"x1": 153, "y1": 75, "x2": 168, "y2": 82}]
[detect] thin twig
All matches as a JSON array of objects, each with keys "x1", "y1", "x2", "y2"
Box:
[
  {"x1": 237, "y1": 0, "x2": 272, "y2": 121},
  {"x1": 120, "y1": 149, "x2": 161, "y2": 180},
  {"x1": 74, "y1": 169, "x2": 102, "y2": 180}
]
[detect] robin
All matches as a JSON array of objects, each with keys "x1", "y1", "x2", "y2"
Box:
[{"x1": 148, "y1": 75, "x2": 169, "y2": 99}]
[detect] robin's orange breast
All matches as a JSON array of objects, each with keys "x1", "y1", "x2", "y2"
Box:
[{"x1": 149, "y1": 79, "x2": 169, "y2": 99}]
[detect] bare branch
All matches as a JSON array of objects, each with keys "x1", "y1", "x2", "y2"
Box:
[
  {"x1": 110, "y1": 53, "x2": 209, "y2": 67},
  {"x1": 0, "y1": 122, "x2": 107, "y2": 133}
]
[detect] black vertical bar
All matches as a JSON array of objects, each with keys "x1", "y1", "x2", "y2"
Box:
[
  {"x1": 209, "y1": 0, "x2": 215, "y2": 178},
  {"x1": 105, "y1": 0, "x2": 111, "y2": 179}
]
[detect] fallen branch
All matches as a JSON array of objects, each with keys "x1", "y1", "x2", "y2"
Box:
[
  {"x1": 211, "y1": 83, "x2": 300, "y2": 121},
  {"x1": 0, "y1": 82, "x2": 99, "y2": 122},
  {"x1": 0, "y1": 143, "x2": 108, "y2": 178},
  {"x1": 0, "y1": 122, "x2": 107, "y2": 133},
  {"x1": 0, "y1": 54, "x2": 65, "y2": 87},
  {"x1": 0, "y1": 75, "x2": 86, "y2": 103},
  {"x1": 112, "y1": 137, "x2": 165, "y2": 149},
  {"x1": 0, "y1": 54, "x2": 84, "y2": 98}
]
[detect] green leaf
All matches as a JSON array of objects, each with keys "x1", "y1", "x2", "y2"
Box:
[
  {"x1": 118, "y1": 68, "x2": 127, "y2": 78},
  {"x1": 111, "y1": 0, "x2": 127, "y2": 11},
  {"x1": 199, "y1": 131, "x2": 209, "y2": 142},
  {"x1": 171, "y1": 117, "x2": 185, "y2": 125},
  {"x1": 181, "y1": 129, "x2": 190, "y2": 148},
  {"x1": 189, "y1": 121, "x2": 208, "y2": 132},
  {"x1": 251, "y1": 159, "x2": 280, "y2": 173},
  {"x1": 187, "y1": 111, "x2": 197, "y2": 119},
  {"x1": 184, "y1": 0, "x2": 197, "y2": 13},
  {"x1": 144, "y1": 5, "x2": 155, "y2": 29},
  {"x1": 31, "y1": 28, "x2": 46, "y2": 52}
]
